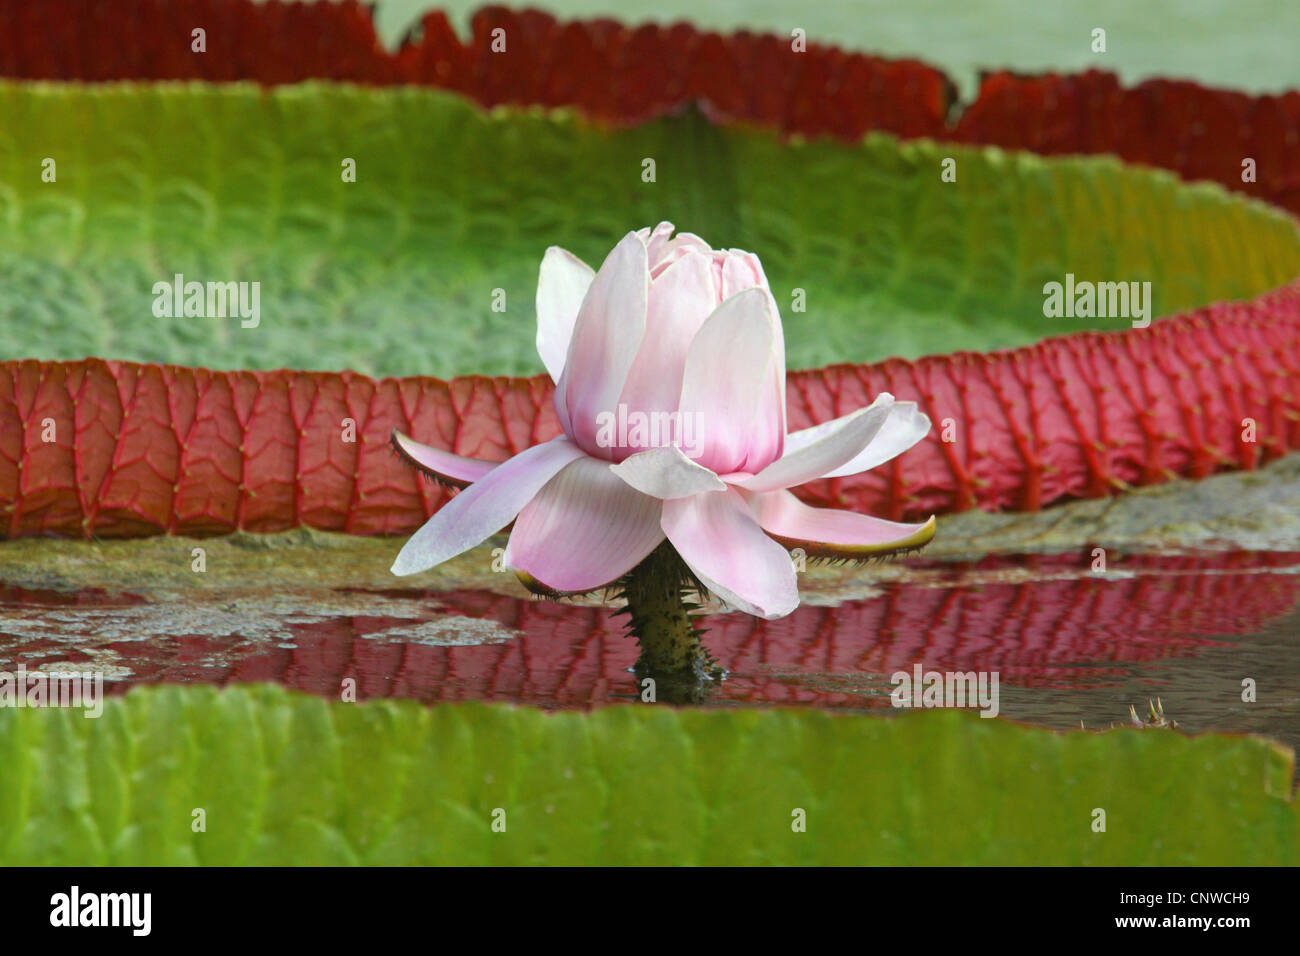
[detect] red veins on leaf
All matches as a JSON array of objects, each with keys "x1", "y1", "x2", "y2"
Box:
[
  {"x1": 3, "y1": 2, "x2": 1300, "y2": 538},
  {"x1": 3, "y1": 280, "x2": 1297, "y2": 539}
]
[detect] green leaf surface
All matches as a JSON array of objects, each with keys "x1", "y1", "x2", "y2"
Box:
[
  {"x1": 2, "y1": 83, "x2": 1297, "y2": 378},
  {"x1": 0, "y1": 684, "x2": 1294, "y2": 865}
]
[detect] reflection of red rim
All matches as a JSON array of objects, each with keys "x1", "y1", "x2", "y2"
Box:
[
  {"x1": 3, "y1": 272, "x2": 1298, "y2": 538},
  {"x1": 9, "y1": 551, "x2": 1296, "y2": 707},
  {"x1": 2, "y1": 2, "x2": 1297, "y2": 215}
]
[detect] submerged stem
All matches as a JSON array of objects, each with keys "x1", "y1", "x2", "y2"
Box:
[{"x1": 616, "y1": 542, "x2": 722, "y2": 697}]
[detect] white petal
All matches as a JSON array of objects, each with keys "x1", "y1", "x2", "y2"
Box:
[
  {"x1": 615, "y1": 250, "x2": 718, "y2": 420},
  {"x1": 391, "y1": 438, "x2": 585, "y2": 576},
  {"x1": 391, "y1": 429, "x2": 495, "y2": 488},
  {"x1": 639, "y1": 221, "x2": 679, "y2": 265},
  {"x1": 783, "y1": 399, "x2": 932, "y2": 479},
  {"x1": 662, "y1": 488, "x2": 799, "y2": 620},
  {"x1": 746, "y1": 488, "x2": 936, "y2": 556},
  {"x1": 557, "y1": 232, "x2": 649, "y2": 454},
  {"x1": 535, "y1": 246, "x2": 595, "y2": 383},
  {"x1": 505, "y1": 456, "x2": 665, "y2": 593},
  {"x1": 609, "y1": 446, "x2": 726, "y2": 499},
  {"x1": 737, "y1": 394, "x2": 894, "y2": 492},
  {"x1": 676, "y1": 288, "x2": 777, "y2": 475}
]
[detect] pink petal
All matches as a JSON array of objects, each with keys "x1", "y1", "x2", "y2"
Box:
[
  {"x1": 391, "y1": 438, "x2": 585, "y2": 576},
  {"x1": 745, "y1": 488, "x2": 936, "y2": 557},
  {"x1": 638, "y1": 221, "x2": 678, "y2": 266},
  {"x1": 662, "y1": 488, "x2": 799, "y2": 620},
  {"x1": 535, "y1": 246, "x2": 595, "y2": 383},
  {"x1": 739, "y1": 352, "x2": 786, "y2": 473},
  {"x1": 676, "y1": 288, "x2": 778, "y2": 475},
  {"x1": 610, "y1": 446, "x2": 726, "y2": 499},
  {"x1": 391, "y1": 429, "x2": 495, "y2": 488},
  {"x1": 719, "y1": 250, "x2": 765, "y2": 299},
  {"x1": 640, "y1": 222, "x2": 715, "y2": 276},
  {"x1": 718, "y1": 252, "x2": 785, "y2": 471},
  {"x1": 737, "y1": 394, "x2": 893, "y2": 493},
  {"x1": 616, "y1": 250, "x2": 719, "y2": 424},
  {"x1": 557, "y1": 232, "x2": 649, "y2": 456},
  {"x1": 783, "y1": 399, "x2": 931, "y2": 479},
  {"x1": 505, "y1": 456, "x2": 665, "y2": 593}
]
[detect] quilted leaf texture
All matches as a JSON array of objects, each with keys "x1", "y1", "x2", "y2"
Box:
[
  {"x1": 1, "y1": 2, "x2": 1297, "y2": 216},
  {"x1": 2, "y1": 85, "x2": 1298, "y2": 378},
  {"x1": 2, "y1": 274, "x2": 1297, "y2": 538},
  {"x1": 0, "y1": 684, "x2": 1294, "y2": 865},
  {"x1": 2, "y1": 16, "x2": 1299, "y2": 538}
]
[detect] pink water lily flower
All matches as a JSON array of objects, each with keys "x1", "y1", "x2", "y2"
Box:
[{"x1": 391, "y1": 223, "x2": 935, "y2": 619}]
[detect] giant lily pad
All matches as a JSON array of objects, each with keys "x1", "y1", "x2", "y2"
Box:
[
  {"x1": 0, "y1": 683, "x2": 1294, "y2": 865},
  {"x1": 1, "y1": 84, "x2": 1297, "y2": 378},
  {"x1": 2, "y1": 3, "x2": 1299, "y2": 872}
]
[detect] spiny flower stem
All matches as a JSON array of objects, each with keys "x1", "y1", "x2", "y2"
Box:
[{"x1": 615, "y1": 543, "x2": 721, "y2": 697}]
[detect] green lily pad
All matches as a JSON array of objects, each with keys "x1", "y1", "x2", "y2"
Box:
[
  {"x1": 1, "y1": 83, "x2": 1297, "y2": 378},
  {"x1": 0, "y1": 683, "x2": 1294, "y2": 865}
]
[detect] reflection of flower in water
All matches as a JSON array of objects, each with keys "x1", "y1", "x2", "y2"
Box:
[{"x1": 5, "y1": 552, "x2": 1293, "y2": 717}]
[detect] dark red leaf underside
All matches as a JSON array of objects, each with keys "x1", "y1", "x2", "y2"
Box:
[
  {"x1": 3, "y1": 2, "x2": 1299, "y2": 538},
  {"x1": 4, "y1": 279, "x2": 1297, "y2": 539},
  {"x1": 1, "y1": 2, "x2": 1297, "y2": 215}
]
